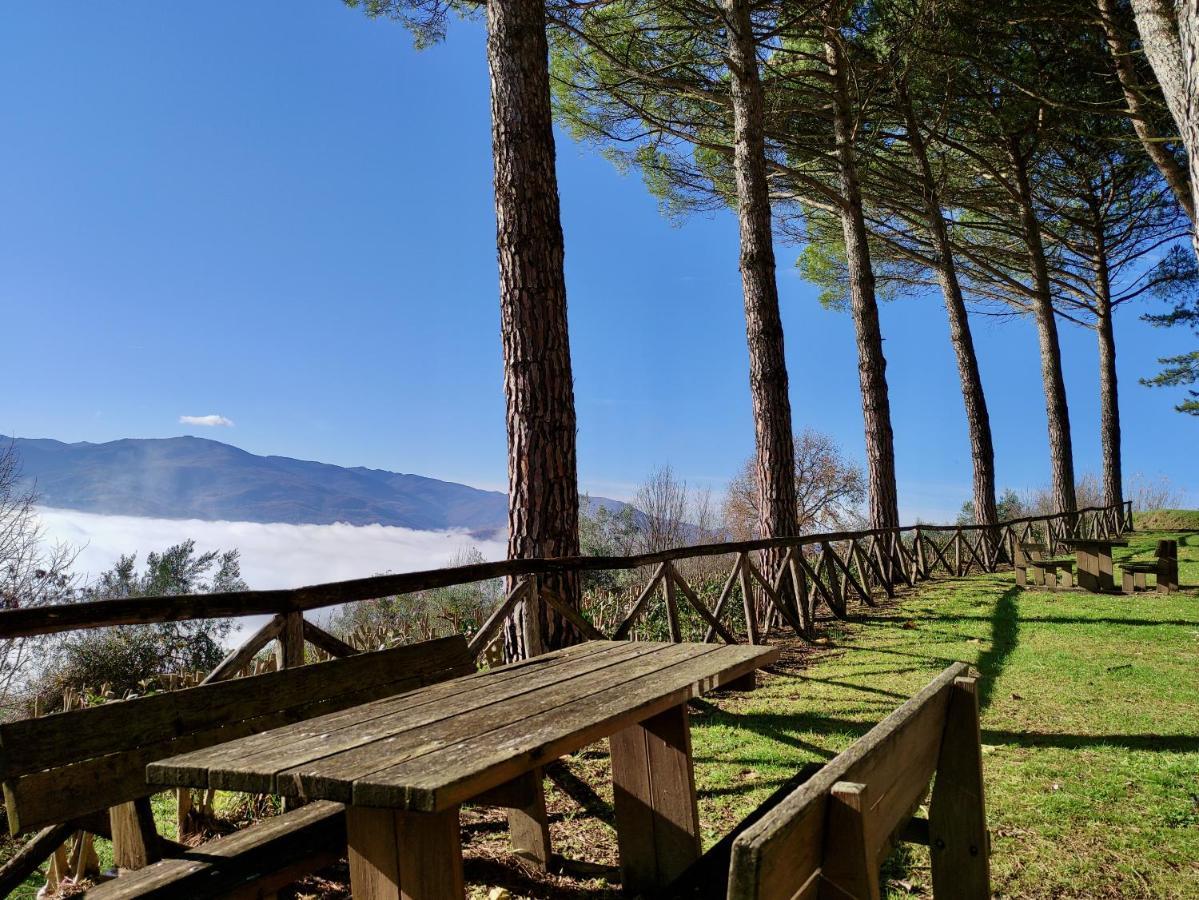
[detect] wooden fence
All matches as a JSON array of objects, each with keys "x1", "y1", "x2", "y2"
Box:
[{"x1": 0, "y1": 502, "x2": 1133, "y2": 686}]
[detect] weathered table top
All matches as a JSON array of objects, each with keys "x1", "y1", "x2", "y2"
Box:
[
  {"x1": 147, "y1": 639, "x2": 777, "y2": 813},
  {"x1": 1060, "y1": 538, "x2": 1129, "y2": 547}
]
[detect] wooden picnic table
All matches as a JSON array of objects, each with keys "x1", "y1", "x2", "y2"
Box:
[
  {"x1": 1060, "y1": 537, "x2": 1129, "y2": 592},
  {"x1": 147, "y1": 639, "x2": 778, "y2": 900}
]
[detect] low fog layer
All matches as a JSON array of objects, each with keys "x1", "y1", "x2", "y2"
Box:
[{"x1": 36, "y1": 507, "x2": 508, "y2": 591}]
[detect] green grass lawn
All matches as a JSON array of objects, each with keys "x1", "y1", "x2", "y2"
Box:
[{"x1": 691, "y1": 529, "x2": 1199, "y2": 898}]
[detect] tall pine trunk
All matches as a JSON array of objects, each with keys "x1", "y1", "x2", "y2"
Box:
[
  {"x1": 1092, "y1": 223, "x2": 1124, "y2": 509},
  {"x1": 724, "y1": 0, "x2": 800, "y2": 629},
  {"x1": 1178, "y1": 0, "x2": 1199, "y2": 261},
  {"x1": 826, "y1": 32, "x2": 900, "y2": 530},
  {"x1": 1097, "y1": 0, "x2": 1195, "y2": 221},
  {"x1": 898, "y1": 79, "x2": 997, "y2": 527},
  {"x1": 488, "y1": 0, "x2": 581, "y2": 655},
  {"x1": 1009, "y1": 140, "x2": 1077, "y2": 516}
]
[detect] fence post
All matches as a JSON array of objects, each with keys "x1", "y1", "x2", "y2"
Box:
[{"x1": 276, "y1": 611, "x2": 306, "y2": 670}]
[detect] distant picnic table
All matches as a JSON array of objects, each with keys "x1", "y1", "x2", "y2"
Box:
[
  {"x1": 147, "y1": 639, "x2": 777, "y2": 900},
  {"x1": 1059, "y1": 537, "x2": 1129, "y2": 592}
]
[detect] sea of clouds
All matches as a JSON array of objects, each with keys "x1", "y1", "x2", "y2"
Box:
[{"x1": 35, "y1": 507, "x2": 508, "y2": 635}]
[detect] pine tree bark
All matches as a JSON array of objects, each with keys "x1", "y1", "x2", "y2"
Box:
[
  {"x1": 826, "y1": 32, "x2": 900, "y2": 531},
  {"x1": 1009, "y1": 139, "x2": 1077, "y2": 516},
  {"x1": 1097, "y1": 0, "x2": 1195, "y2": 222},
  {"x1": 1177, "y1": 0, "x2": 1199, "y2": 261},
  {"x1": 1131, "y1": 0, "x2": 1189, "y2": 135},
  {"x1": 724, "y1": 0, "x2": 800, "y2": 623},
  {"x1": 898, "y1": 78, "x2": 997, "y2": 527},
  {"x1": 488, "y1": 0, "x2": 581, "y2": 655},
  {"x1": 1094, "y1": 254, "x2": 1124, "y2": 509}
]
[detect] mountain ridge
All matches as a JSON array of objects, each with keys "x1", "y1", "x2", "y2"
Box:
[{"x1": 5, "y1": 435, "x2": 631, "y2": 536}]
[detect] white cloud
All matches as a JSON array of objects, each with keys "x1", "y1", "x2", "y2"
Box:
[
  {"x1": 35, "y1": 507, "x2": 508, "y2": 637},
  {"x1": 179, "y1": 414, "x2": 234, "y2": 427}
]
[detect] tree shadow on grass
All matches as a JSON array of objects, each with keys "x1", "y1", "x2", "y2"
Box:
[
  {"x1": 980, "y1": 729, "x2": 1199, "y2": 753},
  {"x1": 974, "y1": 585, "x2": 1020, "y2": 711}
]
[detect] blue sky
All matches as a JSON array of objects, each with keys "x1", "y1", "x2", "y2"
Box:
[{"x1": 2, "y1": 2, "x2": 1194, "y2": 523}]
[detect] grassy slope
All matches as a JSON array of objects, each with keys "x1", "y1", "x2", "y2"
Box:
[{"x1": 692, "y1": 529, "x2": 1199, "y2": 898}]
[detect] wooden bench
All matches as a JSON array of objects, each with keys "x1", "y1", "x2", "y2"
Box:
[
  {"x1": 1014, "y1": 542, "x2": 1074, "y2": 590},
  {"x1": 657, "y1": 662, "x2": 989, "y2": 900},
  {"x1": 1120, "y1": 539, "x2": 1179, "y2": 594},
  {"x1": 0, "y1": 634, "x2": 474, "y2": 897}
]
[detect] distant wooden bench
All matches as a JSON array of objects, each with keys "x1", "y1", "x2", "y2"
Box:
[
  {"x1": 1014, "y1": 542, "x2": 1074, "y2": 590},
  {"x1": 0, "y1": 634, "x2": 474, "y2": 897},
  {"x1": 657, "y1": 662, "x2": 989, "y2": 900},
  {"x1": 1120, "y1": 540, "x2": 1179, "y2": 594}
]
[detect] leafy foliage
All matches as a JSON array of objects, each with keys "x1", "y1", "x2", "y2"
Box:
[{"x1": 25, "y1": 541, "x2": 245, "y2": 716}]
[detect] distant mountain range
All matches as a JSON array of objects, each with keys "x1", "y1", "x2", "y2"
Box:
[{"x1": 5, "y1": 435, "x2": 632, "y2": 536}]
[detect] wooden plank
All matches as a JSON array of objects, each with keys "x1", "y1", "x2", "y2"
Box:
[
  {"x1": 819, "y1": 781, "x2": 878, "y2": 900},
  {"x1": 347, "y1": 807, "x2": 402, "y2": 900},
  {"x1": 350, "y1": 643, "x2": 776, "y2": 812},
  {"x1": 85, "y1": 801, "x2": 346, "y2": 899},
  {"x1": 610, "y1": 703, "x2": 701, "y2": 894},
  {"x1": 4, "y1": 639, "x2": 475, "y2": 833},
  {"x1": 110, "y1": 796, "x2": 161, "y2": 870},
  {"x1": 1, "y1": 636, "x2": 471, "y2": 778},
  {"x1": 202, "y1": 614, "x2": 286, "y2": 684},
  {"x1": 150, "y1": 642, "x2": 647, "y2": 795},
  {"x1": 303, "y1": 619, "x2": 361, "y2": 658},
  {"x1": 274, "y1": 644, "x2": 713, "y2": 803},
  {"x1": 502, "y1": 768, "x2": 552, "y2": 870},
  {"x1": 928, "y1": 677, "x2": 990, "y2": 899},
  {"x1": 669, "y1": 567, "x2": 739, "y2": 645},
  {"x1": 727, "y1": 663, "x2": 966, "y2": 900},
  {"x1": 614, "y1": 565, "x2": 668, "y2": 640},
  {"x1": 396, "y1": 807, "x2": 464, "y2": 900}
]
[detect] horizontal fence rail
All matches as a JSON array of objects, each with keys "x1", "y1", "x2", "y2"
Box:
[{"x1": 0, "y1": 502, "x2": 1132, "y2": 650}]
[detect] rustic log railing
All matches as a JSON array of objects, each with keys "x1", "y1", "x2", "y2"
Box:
[{"x1": 0, "y1": 502, "x2": 1133, "y2": 673}]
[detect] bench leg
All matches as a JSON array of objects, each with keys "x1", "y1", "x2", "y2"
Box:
[
  {"x1": 346, "y1": 805, "x2": 463, "y2": 900},
  {"x1": 109, "y1": 797, "x2": 161, "y2": 870},
  {"x1": 929, "y1": 676, "x2": 990, "y2": 900},
  {"x1": 1014, "y1": 566, "x2": 1027, "y2": 587},
  {"x1": 1123, "y1": 571, "x2": 1135, "y2": 594},
  {"x1": 505, "y1": 768, "x2": 552, "y2": 870},
  {"x1": 1059, "y1": 568, "x2": 1072, "y2": 589},
  {"x1": 1135, "y1": 571, "x2": 1147, "y2": 591},
  {"x1": 610, "y1": 703, "x2": 701, "y2": 894},
  {"x1": 821, "y1": 781, "x2": 880, "y2": 899},
  {"x1": 1030, "y1": 565, "x2": 1045, "y2": 587}
]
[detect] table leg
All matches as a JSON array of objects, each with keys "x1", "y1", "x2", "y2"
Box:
[
  {"x1": 1097, "y1": 549, "x2": 1114, "y2": 592},
  {"x1": 346, "y1": 806, "x2": 463, "y2": 900},
  {"x1": 1076, "y1": 549, "x2": 1097, "y2": 592},
  {"x1": 609, "y1": 702, "x2": 701, "y2": 894},
  {"x1": 504, "y1": 768, "x2": 552, "y2": 870}
]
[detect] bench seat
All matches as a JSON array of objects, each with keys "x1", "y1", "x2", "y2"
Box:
[
  {"x1": 656, "y1": 662, "x2": 990, "y2": 900},
  {"x1": 84, "y1": 801, "x2": 346, "y2": 899}
]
